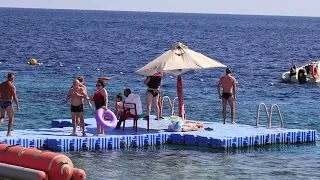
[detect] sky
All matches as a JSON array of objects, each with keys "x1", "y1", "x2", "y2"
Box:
[{"x1": 0, "y1": 0, "x2": 320, "y2": 17}]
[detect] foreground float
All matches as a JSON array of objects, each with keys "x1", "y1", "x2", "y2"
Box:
[{"x1": 0, "y1": 143, "x2": 86, "y2": 180}]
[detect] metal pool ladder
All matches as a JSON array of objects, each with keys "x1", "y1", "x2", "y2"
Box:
[
  {"x1": 161, "y1": 96, "x2": 187, "y2": 119},
  {"x1": 256, "y1": 103, "x2": 284, "y2": 128},
  {"x1": 161, "y1": 96, "x2": 174, "y2": 117}
]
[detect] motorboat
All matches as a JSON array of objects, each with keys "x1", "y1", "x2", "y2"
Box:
[{"x1": 281, "y1": 60, "x2": 320, "y2": 84}]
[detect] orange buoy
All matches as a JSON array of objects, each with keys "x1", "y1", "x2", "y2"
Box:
[
  {"x1": 72, "y1": 168, "x2": 87, "y2": 180},
  {"x1": 0, "y1": 144, "x2": 74, "y2": 180}
]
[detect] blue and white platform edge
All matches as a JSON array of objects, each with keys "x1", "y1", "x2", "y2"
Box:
[{"x1": 0, "y1": 117, "x2": 317, "y2": 152}]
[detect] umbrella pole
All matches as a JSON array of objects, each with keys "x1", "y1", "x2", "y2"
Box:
[{"x1": 177, "y1": 75, "x2": 185, "y2": 119}]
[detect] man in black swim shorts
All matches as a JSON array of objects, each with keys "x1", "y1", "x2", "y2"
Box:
[
  {"x1": 64, "y1": 79, "x2": 88, "y2": 136},
  {"x1": 71, "y1": 104, "x2": 84, "y2": 113},
  {"x1": 222, "y1": 92, "x2": 233, "y2": 100},
  {"x1": 217, "y1": 68, "x2": 237, "y2": 124},
  {"x1": 72, "y1": 76, "x2": 92, "y2": 131},
  {"x1": 0, "y1": 72, "x2": 20, "y2": 136}
]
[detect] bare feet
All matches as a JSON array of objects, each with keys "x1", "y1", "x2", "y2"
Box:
[
  {"x1": 72, "y1": 129, "x2": 77, "y2": 135},
  {"x1": 98, "y1": 134, "x2": 105, "y2": 136},
  {"x1": 231, "y1": 121, "x2": 236, "y2": 124},
  {"x1": 6, "y1": 133, "x2": 13, "y2": 137}
]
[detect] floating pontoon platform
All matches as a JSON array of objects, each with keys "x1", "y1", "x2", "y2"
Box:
[{"x1": 0, "y1": 117, "x2": 317, "y2": 152}]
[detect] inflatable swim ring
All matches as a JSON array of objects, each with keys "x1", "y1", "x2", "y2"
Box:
[{"x1": 95, "y1": 108, "x2": 117, "y2": 130}]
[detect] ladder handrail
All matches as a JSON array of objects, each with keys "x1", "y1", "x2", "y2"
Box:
[
  {"x1": 165, "y1": 96, "x2": 186, "y2": 119},
  {"x1": 161, "y1": 96, "x2": 173, "y2": 117},
  {"x1": 269, "y1": 104, "x2": 284, "y2": 128},
  {"x1": 171, "y1": 97, "x2": 179, "y2": 116},
  {"x1": 256, "y1": 103, "x2": 270, "y2": 127}
]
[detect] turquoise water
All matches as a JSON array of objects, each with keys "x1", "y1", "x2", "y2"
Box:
[
  {"x1": 0, "y1": 8, "x2": 320, "y2": 179},
  {"x1": 68, "y1": 144, "x2": 320, "y2": 180}
]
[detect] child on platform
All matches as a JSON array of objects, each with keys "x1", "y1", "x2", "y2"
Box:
[{"x1": 114, "y1": 93, "x2": 123, "y2": 119}]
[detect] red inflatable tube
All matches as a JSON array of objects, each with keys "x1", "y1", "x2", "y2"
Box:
[{"x1": 0, "y1": 144, "x2": 74, "y2": 180}]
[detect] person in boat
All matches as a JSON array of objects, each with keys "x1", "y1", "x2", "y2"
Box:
[
  {"x1": 0, "y1": 72, "x2": 20, "y2": 136},
  {"x1": 64, "y1": 79, "x2": 88, "y2": 136},
  {"x1": 290, "y1": 65, "x2": 297, "y2": 77},
  {"x1": 305, "y1": 63, "x2": 312, "y2": 75},
  {"x1": 217, "y1": 68, "x2": 237, "y2": 124},
  {"x1": 144, "y1": 72, "x2": 162, "y2": 120}
]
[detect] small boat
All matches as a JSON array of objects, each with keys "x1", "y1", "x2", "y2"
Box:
[{"x1": 281, "y1": 60, "x2": 320, "y2": 84}]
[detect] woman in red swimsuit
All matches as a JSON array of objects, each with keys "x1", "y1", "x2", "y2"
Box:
[{"x1": 88, "y1": 77, "x2": 110, "y2": 136}]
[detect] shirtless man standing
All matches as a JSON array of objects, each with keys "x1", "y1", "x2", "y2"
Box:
[
  {"x1": 0, "y1": 72, "x2": 20, "y2": 136},
  {"x1": 75, "y1": 76, "x2": 92, "y2": 130},
  {"x1": 64, "y1": 79, "x2": 88, "y2": 136},
  {"x1": 217, "y1": 68, "x2": 237, "y2": 124}
]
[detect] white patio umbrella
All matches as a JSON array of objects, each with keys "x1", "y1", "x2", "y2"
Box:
[{"x1": 135, "y1": 42, "x2": 227, "y2": 118}]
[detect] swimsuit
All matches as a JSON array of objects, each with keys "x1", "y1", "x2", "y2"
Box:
[
  {"x1": 147, "y1": 76, "x2": 161, "y2": 97},
  {"x1": 71, "y1": 104, "x2": 84, "y2": 112},
  {"x1": 93, "y1": 92, "x2": 105, "y2": 110},
  {"x1": 0, "y1": 101, "x2": 12, "y2": 109},
  {"x1": 148, "y1": 90, "x2": 159, "y2": 97},
  {"x1": 147, "y1": 76, "x2": 161, "y2": 89},
  {"x1": 222, "y1": 93, "x2": 232, "y2": 100}
]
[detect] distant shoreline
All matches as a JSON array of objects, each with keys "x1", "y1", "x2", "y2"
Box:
[{"x1": 0, "y1": 6, "x2": 319, "y2": 19}]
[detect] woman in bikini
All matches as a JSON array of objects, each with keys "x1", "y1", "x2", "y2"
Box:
[
  {"x1": 88, "y1": 77, "x2": 110, "y2": 136},
  {"x1": 144, "y1": 72, "x2": 162, "y2": 120}
]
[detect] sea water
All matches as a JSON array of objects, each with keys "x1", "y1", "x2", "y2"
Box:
[{"x1": 0, "y1": 8, "x2": 320, "y2": 179}]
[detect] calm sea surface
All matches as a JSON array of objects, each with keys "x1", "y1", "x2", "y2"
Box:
[{"x1": 0, "y1": 8, "x2": 320, "y2": 179}]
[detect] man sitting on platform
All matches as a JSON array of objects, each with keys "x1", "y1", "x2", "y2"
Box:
[{"x1": 115, "y1": 88, "x2": 143, "y2": 129}]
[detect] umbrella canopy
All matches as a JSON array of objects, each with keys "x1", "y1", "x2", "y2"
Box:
[
  {"x1": 135, "y1": 42, "x2": 227, "y2": 118},
  {"x1": 136, "y1": 42, "x2": 226, "y2": 76}
]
